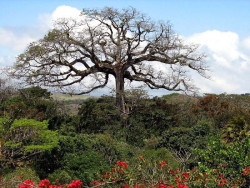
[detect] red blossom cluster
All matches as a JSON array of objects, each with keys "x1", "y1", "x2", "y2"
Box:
[
  {"x1": 39, "y1": 179, "x2": 50, "y2": 187},
  {"x1": 116, "y1": 160, "x2": 128, "y2": 169},
  {"x1": 68, "y1": 180, "x2": 82, "y2": 188},
  {"x1": 242, "y1": 166, "x2": 250, "y2": 176},
  {"x1": 18, "y1": 179, "x2": 82, "y2": 188},
  {"x1": 19, "y1": 180, "x2": 36, "y2": 188},
  {"x1": 159, "y1": 161, "x2": 166, "y2": 168}
]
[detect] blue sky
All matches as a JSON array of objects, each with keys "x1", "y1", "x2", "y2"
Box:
[
  {"x1": 1, "y1": 0, "x2": 250, "y2": 37},
  {"x1": 0, "y1": 0, "x2": 250, "y2": 95}
]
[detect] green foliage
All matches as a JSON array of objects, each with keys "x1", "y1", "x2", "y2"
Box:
[
  {"x1": 19, "y1": 86, "x2": 51, "y2": 100},
  {"x1": 1, "y1": 166, "x2": 40, "y2": 185},
  {"x1": 0, "y1": 118, "x2": 59, "y2": 166},
  {"x1": 47, "y1": 169, "x2": 72, "y2": 185},
  {"x1": 63, "y1": 151, "x2": 110, "y2": 185},
  {"x1": 194, "y1": 135, "x2": 250, "y2": 182},
  {"x1": 0, "y1": 87, "x2": 61, "y2": 122},
  {"x1": 221, "y1": 115, "x2": 250, "y2": 143},
  {"x1": 77, "y1": 97, "x2": 121, "y2": 133},
  {"x1": 159, "y1": 120, "x2": 213, "y2": 151},
  {"x1": 1, "y1": 93, "x2": 250, "y2": 187},
  {"x1": 33, "y1": 133, "x2": 139, "y2": 183},
  {"x1": 142, "y1": 147, "x2": 180, "y2": 169},
  {"x1": 162, "y1": 93, "x2": 180, "y2": 99}
]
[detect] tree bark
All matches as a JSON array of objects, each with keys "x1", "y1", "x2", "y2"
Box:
[{"x1": 115, "y1": 70, "x2": 125, "y2": 114}]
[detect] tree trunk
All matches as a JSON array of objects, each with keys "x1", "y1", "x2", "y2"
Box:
[{"x1": 115, "y1": 71, "x2": 125, "y2": 114}]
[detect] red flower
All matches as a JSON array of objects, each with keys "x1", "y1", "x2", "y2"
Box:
[
  {"x1": 158, "y1": 184, "x2": 167, "y2": 188},
  {"x1": 219, "y1": 174, "x2": 223, "y2": 178},
  {"x1": 218, "y1": 183, "x2": 223, "y2": 188},
  {"x1": 104, "y1": 173, "x2": 109, "y2": 178},
  {"x1": 19, "y1": 180, "x2": 35, "y2": 188},
  {"x1": 221, "y1": 179, "x2": 227, "y2": 183},
  {"x1": 116, "y1": 161, "x2": 128, "y2": 169},
  {"x1": 18, "y1": 180, "x2": 35, "y2": 188},
  {"x1": 177, "y1": 184, "x2": 188, "y2": 188},
  {"x1": 182, "y1": 172, "x2": 189, "y2": 179},
  {"x1": 159, "y1": 161, "x2": 166, "y2": 168},
  {"x1": 242, "y1": 168, "x2": 248, "y2": 175},
  {"x1": 39, "y1": 179, "x2": 50, "y2": 187},
  {"x1": 67, "y1": 180, "x2": 82, "y2": 188},
  {"x1": 123, "y1": 163, "x2": 128, "y2": 169},
  {"x1": 170, "y1": 170, "x2": 175, "y2": 176},
  {"x1": 122, "y1": 184, "x2": 130, "y2": 188}
]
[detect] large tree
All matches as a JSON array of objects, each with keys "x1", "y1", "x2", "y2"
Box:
[{"x1": 12, "y1": 7, "x2": 207, "y2": 113}]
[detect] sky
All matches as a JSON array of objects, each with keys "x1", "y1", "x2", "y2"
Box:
[{"x1": 0, "y1": 0, "x2": 250, "y2": 96}]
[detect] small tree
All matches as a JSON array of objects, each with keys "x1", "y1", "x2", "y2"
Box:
[
  {"x1": 0, "y1": 78, "x2": 15, "y2": 106},
  {"x1": 12, "y1": 7, "x2": 207, "y2": 113},
  {"x1": 0, "y1": 117, "x2": 58, "y2": 167}
]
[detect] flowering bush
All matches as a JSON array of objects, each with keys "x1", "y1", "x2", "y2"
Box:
[
  {"x1": 17, "y1": 179, "x2": 81, "y2": 188},
  {"x1": 3, "y1": 158, "x2": 248, "y2": 187},
  {"x1": 89, "y1": 157, "x2": 249, "y2": 187}
]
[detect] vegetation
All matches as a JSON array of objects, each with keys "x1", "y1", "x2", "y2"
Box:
[
  {"x1": 0, "y1": 6, "x2": 249, "y2": 188},
  {"x1": 0, "y1": 86, "x2": 249, "y2": 187}
]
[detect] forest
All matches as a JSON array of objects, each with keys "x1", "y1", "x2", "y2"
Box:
[
  {"x1": 0, "y1": 84, "x2": 249, "y2": 187},
  {"x1": 0, "y1": 6, "x2": 250, "y2": 188}
]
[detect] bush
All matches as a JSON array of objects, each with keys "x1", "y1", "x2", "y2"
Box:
[
  {"x1": 1, "y1": 166, "x2": 40, "y2": 185},
  {"x1": 159, "y1": 120, "x2": 213, "y2": 152},
  {"x1": 194, "y1": 135, "x2": 250, "y2": 184},
  {"x1": 62, "y1": 151, "x2": 110, "y2": 185}
]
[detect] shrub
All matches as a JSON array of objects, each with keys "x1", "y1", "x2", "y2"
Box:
[
  {"x1": 1, "y1": 166, "x2": 40, "y2": 185},
  {"x1": 194, "y1": 135, "x2": 250, "y2": 184}
]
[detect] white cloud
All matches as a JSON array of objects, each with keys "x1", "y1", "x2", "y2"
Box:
[
  {"x1": 0, "y1": 5, "x2": 82, "y2": 61},
  {"x1": 186, "y1": 30, "x2": 250, "y2": 94},
  {"x1": 0, "y1": 28, "x2": 36, "y2": 51},
  {"x1": 242, "y1": 36, "x2": 250, "y2": 51},
  {"x1": 0, "y1": 55, "x2": 15, "y2": 67},
  {"x1": 51, "y1": 5, "x2": 81, "y2": 20}
]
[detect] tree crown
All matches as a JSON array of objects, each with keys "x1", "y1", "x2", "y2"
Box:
[{"x1": 12, "y1": 7, "x2": 207, "y2": 95}]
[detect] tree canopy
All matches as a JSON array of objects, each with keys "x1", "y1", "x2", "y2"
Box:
[{"x1": 12, "y1": 7, "x2": 207, "y2": 113}]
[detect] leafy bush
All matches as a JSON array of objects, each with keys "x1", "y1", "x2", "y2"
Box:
[
  {"x1": 159, "y1": 120, "x2": 213, "y2": 151},
  {"x1": 62, "y1": 151, "x2": 110, "y2": 185},
  {"x1": 221, "y1": 115, "x2": 250, "y2": 143},
  {"x1": 33, "y1": 133, "x2": 139, "y2": 184},
  {"x1": 47, "y1": 169, "x2": 72, "y2": 185},
  {"x1": 0, "y1": 118, "x2": 58, "y2": 167},
  {"x1": 1, "y1": 166, "x2": 40, "y2": 185},
  {"x1": 194, "y1": 135, "x2": 250, "y2": 184}
]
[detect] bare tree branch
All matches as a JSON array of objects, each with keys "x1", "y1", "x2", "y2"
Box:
[{"x1": 11, "y1": 7, "x2": 208, "y2": 113}]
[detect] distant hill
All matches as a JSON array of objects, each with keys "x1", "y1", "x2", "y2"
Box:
[
  {"x1": 52, "y1": 93, "x2": 97, "y2": 104},
  {"x1": 51, "y1": 93, "x2": 98, "y2": 115}
]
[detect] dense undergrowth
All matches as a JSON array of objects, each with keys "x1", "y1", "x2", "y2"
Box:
[{"x1": 0, "y1": 87, "x2": 249, "y2": 187}]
